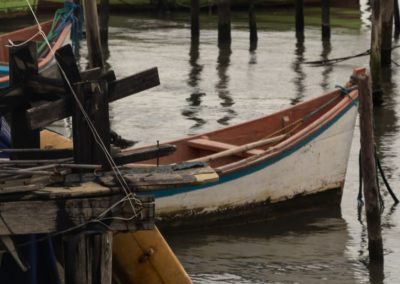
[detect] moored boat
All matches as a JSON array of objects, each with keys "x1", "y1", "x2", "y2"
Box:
[
  {"x1": 0, "y1": 13, "x2": 74, "y2": 88},
  {"x1": 122, "y1": 69, "x2": 363, "y2": 228}
]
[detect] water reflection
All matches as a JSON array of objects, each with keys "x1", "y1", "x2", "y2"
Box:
[
  {"x1": 165, "y1": 208, "x2": 357, "y2": 283},
  {"x1": 249, "y1": 43, "x2": 257, "y2": 65},
  {"x1": 216, "y1": 44, "x2": 236, "y2": 125},
  {"x1": 182, "y1": 39, "x2": 206, "y2": 129},
  {"x1": 320, "y1": 40, "x2": 332, "y2": 91},
  {"x1": 291, "y1": 37, "x2": 306, "y2": 105}
]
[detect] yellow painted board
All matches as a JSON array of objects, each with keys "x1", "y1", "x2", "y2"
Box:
[{"x1": 113, "y1": 228, "x2": 192, "y2": 284}]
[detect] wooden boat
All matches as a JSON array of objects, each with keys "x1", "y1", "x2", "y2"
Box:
[
  {"x1": 0, "y1": 20, "x2": 72, "y2": 88},
  {"x1": 122, "y1": 69, "x2": 363, "y2": 227},
  {"x1": 0, "y1": 0, "x2": 38, "y2": 20}
]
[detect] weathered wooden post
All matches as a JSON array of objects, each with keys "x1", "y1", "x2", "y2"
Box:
[
  {"x1": 8, "y1": 42, "x2": 40, "y2": 159},
  {"x1": 82, "y1": 0, "x2": 104, "y2": 68},
  {"x1": 370, "y1": 0, "x2": 383, "y2": 105},
  {"x1": 321, "y1": 0, "x2": 330, "y2": 39},
  {"x1": 295, "y1": 0, "x2": 304, "y2": 39},
  {"x1": 218, "y1": 0, "x2": 231, "y2": 45},
  {"x1": 394, "y1": 0, "x2": 400, "y2": 38},
  {"x1": 99, "y1": 0, "x2": 110, "y2": 50},
  {"x1": 381, "y1": 0, "x2": 394, "y2": 66},
  {"x1": 249, "y1": 0, "x2": 258, "y2": 44},
  {"x1": 358, "y1": 74, "x2": 384, "y2": 263},
  {"x1": 72, "y1": 80, "x2": 110, "y2": 168},
  {"x1": 191, "y1": 0, "x2": 200, "y2": 40}
]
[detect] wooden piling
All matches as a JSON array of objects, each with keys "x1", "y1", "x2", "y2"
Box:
[
  {"x1": 8, "y1": 43, "x2": 40, "y2": 159},
  {"x1": 381, "y1": 0, "x2": 394, "y2": 66},
  {"x1": 321, "y1": 0, "x2": 331, "y2": 39},
  {"x1": 358, "y1": 74, "x2": 384, "y2": 264},
  {"x1": 295, "y1": 0, "x2": 304, "y2": 39},
  {"x1": 249, "y1": 0, "x2": 258, "y2": 44},
  {"x1": 218, "y1": 0, "x2": 231, "y2": 45},
  {"x1": 82, "y1": 0, "x2": 104, "y2": 68},
  {"x1": 394, "y1": 0, "x2": 400, "y2": 38},
  {"x1": 191, "y1": 0, "x2": 200, "y2": 40},
  {"x1": 370, "y1": 0, "x2": 383, "y2": 104},
  {"x1": 64, "y1": 231, "x2": 113, "y2": 284},
  {"x1": 72, "y1": 81, "x2": 110, "y2": 168},
  {"x1": 99, "y1": 0, "x2": 110, "y2": 49}
]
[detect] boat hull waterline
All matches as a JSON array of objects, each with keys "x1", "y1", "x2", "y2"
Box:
[{"x1": 133, "y1": 89, "x2": 359, "y2": 224}]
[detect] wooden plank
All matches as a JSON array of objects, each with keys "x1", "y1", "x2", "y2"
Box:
[
  {"x1": 108, "y1": 67, "x2": 160, "y2": 102},
  {"x1": 27, "y1": 98, "x2": 71, "y2": 130},
  {"x1": 0, "y1": 194, "x2": 154, "y2": 235},
  {"x1": 55, "y1": 45, "x2": 82, "y2": 84},
  {"x1": 0, "y1": 148, "x2": 73, "y2": 159},
  {"x1": 187, "y1": 138, "x2": 264, "y2": 157},
  {"x1": 26, "y1": 68, "x2": 160, "y2": 130},
  {"x1": 90, "y1": 80, "x2": 111, "y2": 168},
  {"x1": 189, "y1": 134, "x2": 287, "y2": 163},
  {"x1": 113, "y1": 144, "x2": 176, "y2": 165},
  {"x1": 72, "y1": 82, "x2": 94, "y2": 166}
]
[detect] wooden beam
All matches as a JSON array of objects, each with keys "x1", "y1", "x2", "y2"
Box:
[
  {"x1": 0, "y1": 148, "x2": 73, "y2": 160},
  {"x1": 113, "y1": 144, "x2": 176, "y2": 165},
  {"x1": 9, "y1": 42, "x2": 40, "y2": 159},
  {"x1": 108, "y1": 67, "x2": 160, "y2": 102},
  {"x1": 26, "y1": 68, "x2": 160, "y2": 130},
  {"x1": 0, "y1": 193, "x2": 154, "y2": 235}
]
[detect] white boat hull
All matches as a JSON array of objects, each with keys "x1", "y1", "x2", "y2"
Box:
[{"x1": 152, "y1": 100, "x2": 358, "y2": 221}]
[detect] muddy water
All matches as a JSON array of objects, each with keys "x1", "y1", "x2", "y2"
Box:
[
  {"x1": 26, "y1": 3, "x2": 400, "y2": 283},
  {"x1": 79, "y1": 8, "x2": 400, "y2": 284}
]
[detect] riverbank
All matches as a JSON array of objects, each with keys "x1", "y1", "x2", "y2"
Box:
[{"x1": 37, "y1": 0, "x2": 359, "y2": 13}]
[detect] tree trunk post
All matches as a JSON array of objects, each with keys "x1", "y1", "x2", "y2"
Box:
[
  {"x1": 83, "y1": 0, "x2": 105, "y2": 69},
  {"x1": 321, "y1": 0, "x2": 331, "y2": 39},
  {"x1": 358, "y1": 74, "x2": 384, "y2": 264},
  {"x1": 295, "y1": 0, "x2": 304, "y2": 39},
  {"x1": 99, "y1": 0, "x2": 110, "y2": 51},
  {"x1": 218, "y1": 0, "x2": 231, "y2": 45},
  {"x1": 249, "y1": 0, "x2": 258, "y2": 44},
  {"x1": 370, "y1": 0, "x2": 383, "y2": 105},
  {"x1": 191, "y1": 0, "x2": 200, "y2": 40}
]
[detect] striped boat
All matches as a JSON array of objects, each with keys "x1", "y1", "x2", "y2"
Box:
[
  {"x1": 0, "y1": 16, "x2": 73, "y2": 88},
  {"x1": 123, "y1": 69, "x2": 363, "y2": 228}
]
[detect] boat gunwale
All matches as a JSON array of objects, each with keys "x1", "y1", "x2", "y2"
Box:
[{"x1": 218, "y1": 88, "x2": 359, "y2": 174}]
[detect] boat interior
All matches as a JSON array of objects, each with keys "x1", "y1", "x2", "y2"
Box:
[
  {"x1": 0, "y1": 21, "x2": 52, "y2": 77},
  {"x1": 126, "y1": 90, "x2": 352, "y2": 172}
]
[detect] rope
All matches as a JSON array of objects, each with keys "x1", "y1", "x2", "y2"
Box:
[
  {"x1": 18, "y1": 0, "x2": 143, "y2": 225},
  {"x1": 305, "y1": 44, "x2": 400, "y2": 67}
]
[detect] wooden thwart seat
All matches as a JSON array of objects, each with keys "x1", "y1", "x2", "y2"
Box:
[
  {"x1": 187, "y1": 138, "x2": 264, "y2": 158},
  {"x1": 188, "y1": 134, "x2": 287, "y2": 163}
]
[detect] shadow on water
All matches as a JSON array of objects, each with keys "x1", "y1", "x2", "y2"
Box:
[
  {"x1": 320, "y1": 40, "x2": 332, "y2": 91},
  {"x1": 291, "y1": 37, "x2": 306, "y2": 105},
  {"x1": 181, "y1": 39, "x2": 206, "y2": 129},
  {"x1": 216, "y1": 43, "x2": 237, "y2": 125},
  {"x1": 164, "y1": 207, "x2": 358, "y2": 283}
]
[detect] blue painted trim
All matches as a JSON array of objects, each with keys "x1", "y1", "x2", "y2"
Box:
[
  {"x1": 0, "y1": 65, "x2": 9, "y2": 75},
  {"x1": 147, "y1": 98, "x2": 359, "y2": 198}
]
